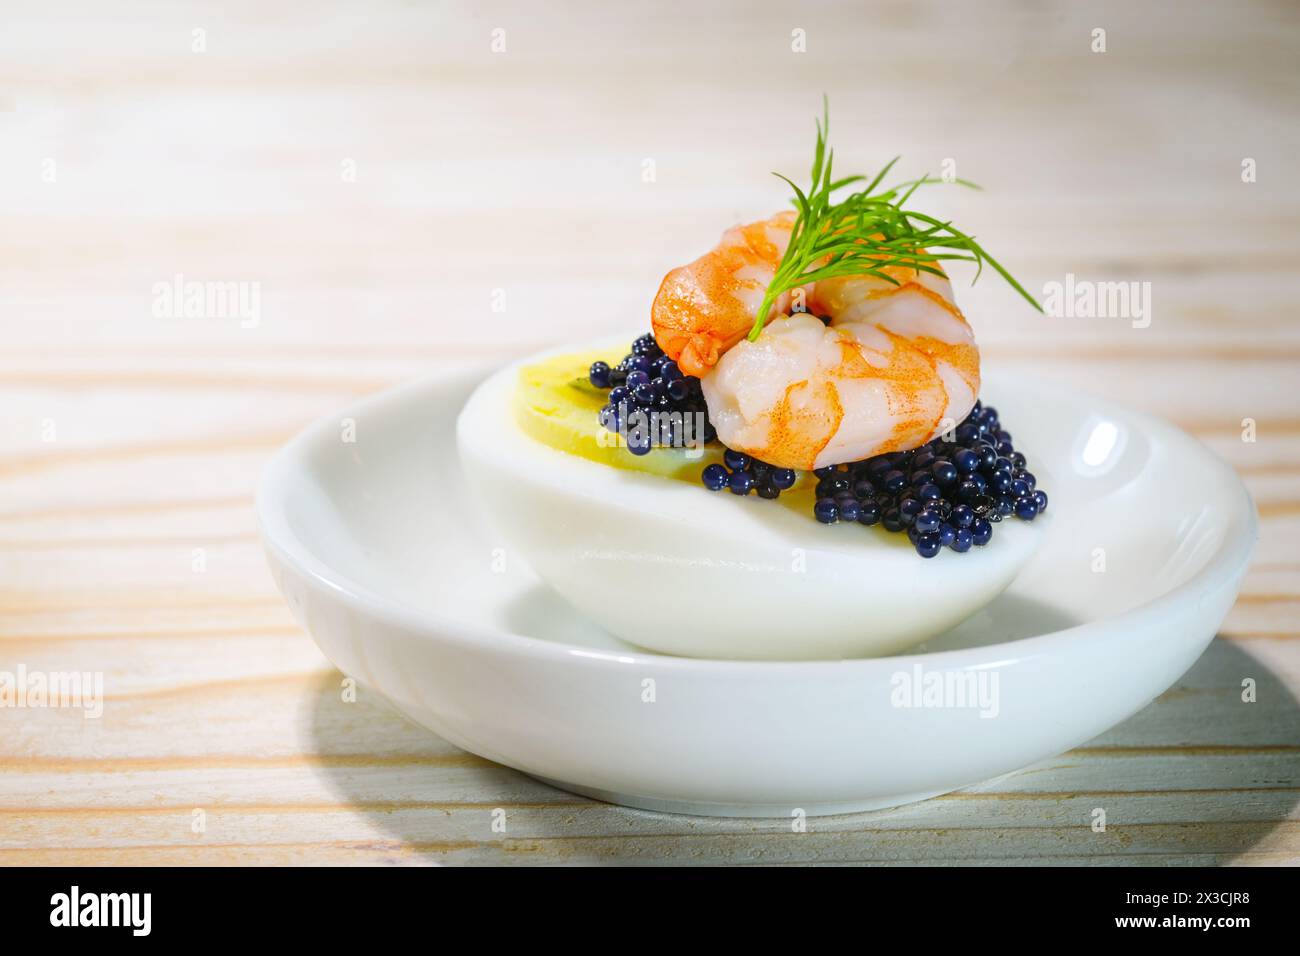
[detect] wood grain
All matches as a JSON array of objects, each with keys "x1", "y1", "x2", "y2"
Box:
[{"x1": 1, "y1": 0, "x2": 1298, "y2": 865}]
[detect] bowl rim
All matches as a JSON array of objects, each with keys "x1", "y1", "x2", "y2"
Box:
[{"x1": 256, "y1": 359, "x2": 1259, "y2": 676}]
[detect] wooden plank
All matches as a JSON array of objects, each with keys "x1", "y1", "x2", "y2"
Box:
[{"x1": 0, "y1": 0, "x2": 1297, "y2": 865}]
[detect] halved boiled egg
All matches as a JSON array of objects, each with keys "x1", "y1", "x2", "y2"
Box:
[{"x1": 456, "y1": 342, "x2": 1042, "y2": 660}]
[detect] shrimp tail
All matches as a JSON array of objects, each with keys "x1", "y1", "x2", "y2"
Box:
[
  {"x1": 651, "y1": 215, "x2": 793, "y2": 377},
  {"x1": 651, "y1": 265, "x2": 750, "y2": 377}
]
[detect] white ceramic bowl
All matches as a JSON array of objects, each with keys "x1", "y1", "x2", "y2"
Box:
[
  {"x1": 257, "y1": 366, "x2": 1256, "y2": 817},
  {"x1": 456, "y1": 357, "x2": 1042, "y2": 660}
]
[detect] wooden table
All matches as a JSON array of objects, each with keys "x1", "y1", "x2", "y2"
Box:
[{"x1": 2, "y1": 0, "x2": 1297, "y2": 865}]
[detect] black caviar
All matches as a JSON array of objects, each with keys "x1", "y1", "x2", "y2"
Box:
[
  {"x1": 589, "y1": 332, "x2": 1046, "y2": 557},
  {"x1": 809, "y1": 401, "x2": 1048, "y2": 557},
  {"x1": 703, "y1": 450, "x2": 797, "y2": 500},
  {"x1": 591, "y1": 333, "x2": 714, "y2": 454}
]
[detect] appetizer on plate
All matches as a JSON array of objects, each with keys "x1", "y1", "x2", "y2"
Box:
[{"x1": 459, "y1": 104, "x2": 1049, "y2": 658}]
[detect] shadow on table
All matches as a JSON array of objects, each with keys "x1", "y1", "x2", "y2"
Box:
[{"x1": 305, "y1": 637, "x2": 1299, "y2": 865}]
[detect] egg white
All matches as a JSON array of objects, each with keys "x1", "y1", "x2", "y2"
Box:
[{"x1": 457, "y1": 354, "x2": 1042, "y2": 660}]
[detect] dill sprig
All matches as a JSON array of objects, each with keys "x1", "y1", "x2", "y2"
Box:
[{"x1": 748, "y1": 100, "x2": 1042, "y2": 341}]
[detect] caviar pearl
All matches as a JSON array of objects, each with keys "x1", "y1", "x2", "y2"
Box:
[
  {"x1": 914, "y1": 510, "x2": 941, "y2": 534},
  {"x1": 821, "y1": 475, "x2": 851, "y2": 496},
  {"x1": 1014, "y1": 495, "x2": 1039, "y2": 520},
  {"x1": 723, "y1": 449, "x2": 751, "y2": 472},
  {"x1": 814, "y1": 498, "x2": 839, "y2": 524},
  {"x1": 729, "y1": 470, "x2": 755, "y2": 495},
  {"x1": 588, "y1": 361, "x2": 611, "y2": 388},
  {"x1": 971, "y1": 518, "x2": 993, "y2": 546},
  {"x1": 954, "y1": 448, "x2": 979, "y2": 473},
  {"x1": 950, "y1": 527, "x2": 973, "y2": 552},
  {"x1": 914, "y1": 532, "x2": 942, "y2": 558},
  {"x1": 857, "y1": 500, "x2": 881, "y2": 526},
  {"x1": 932, "y1": 460, "x2": 958, "y2": 487},
  {"x1": 701, "y1": 463, "x2": 728, "y2": 491}
]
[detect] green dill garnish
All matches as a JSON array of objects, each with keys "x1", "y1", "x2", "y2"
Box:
[{"x1": 748, "y1": 99, "x2": 1042, "y2": 342}]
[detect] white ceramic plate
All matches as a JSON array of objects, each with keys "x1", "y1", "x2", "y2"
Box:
[{"x1": 257, "y1": 365, "x2": 1257, "y2": 817}]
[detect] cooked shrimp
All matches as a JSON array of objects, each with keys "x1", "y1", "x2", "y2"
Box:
[
  {"x1": 652, "y1": 212, "x2": 980, "y2": 470},
  {"x1": 651, "y1": 211, "x2": 806, "y2": 379}
]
